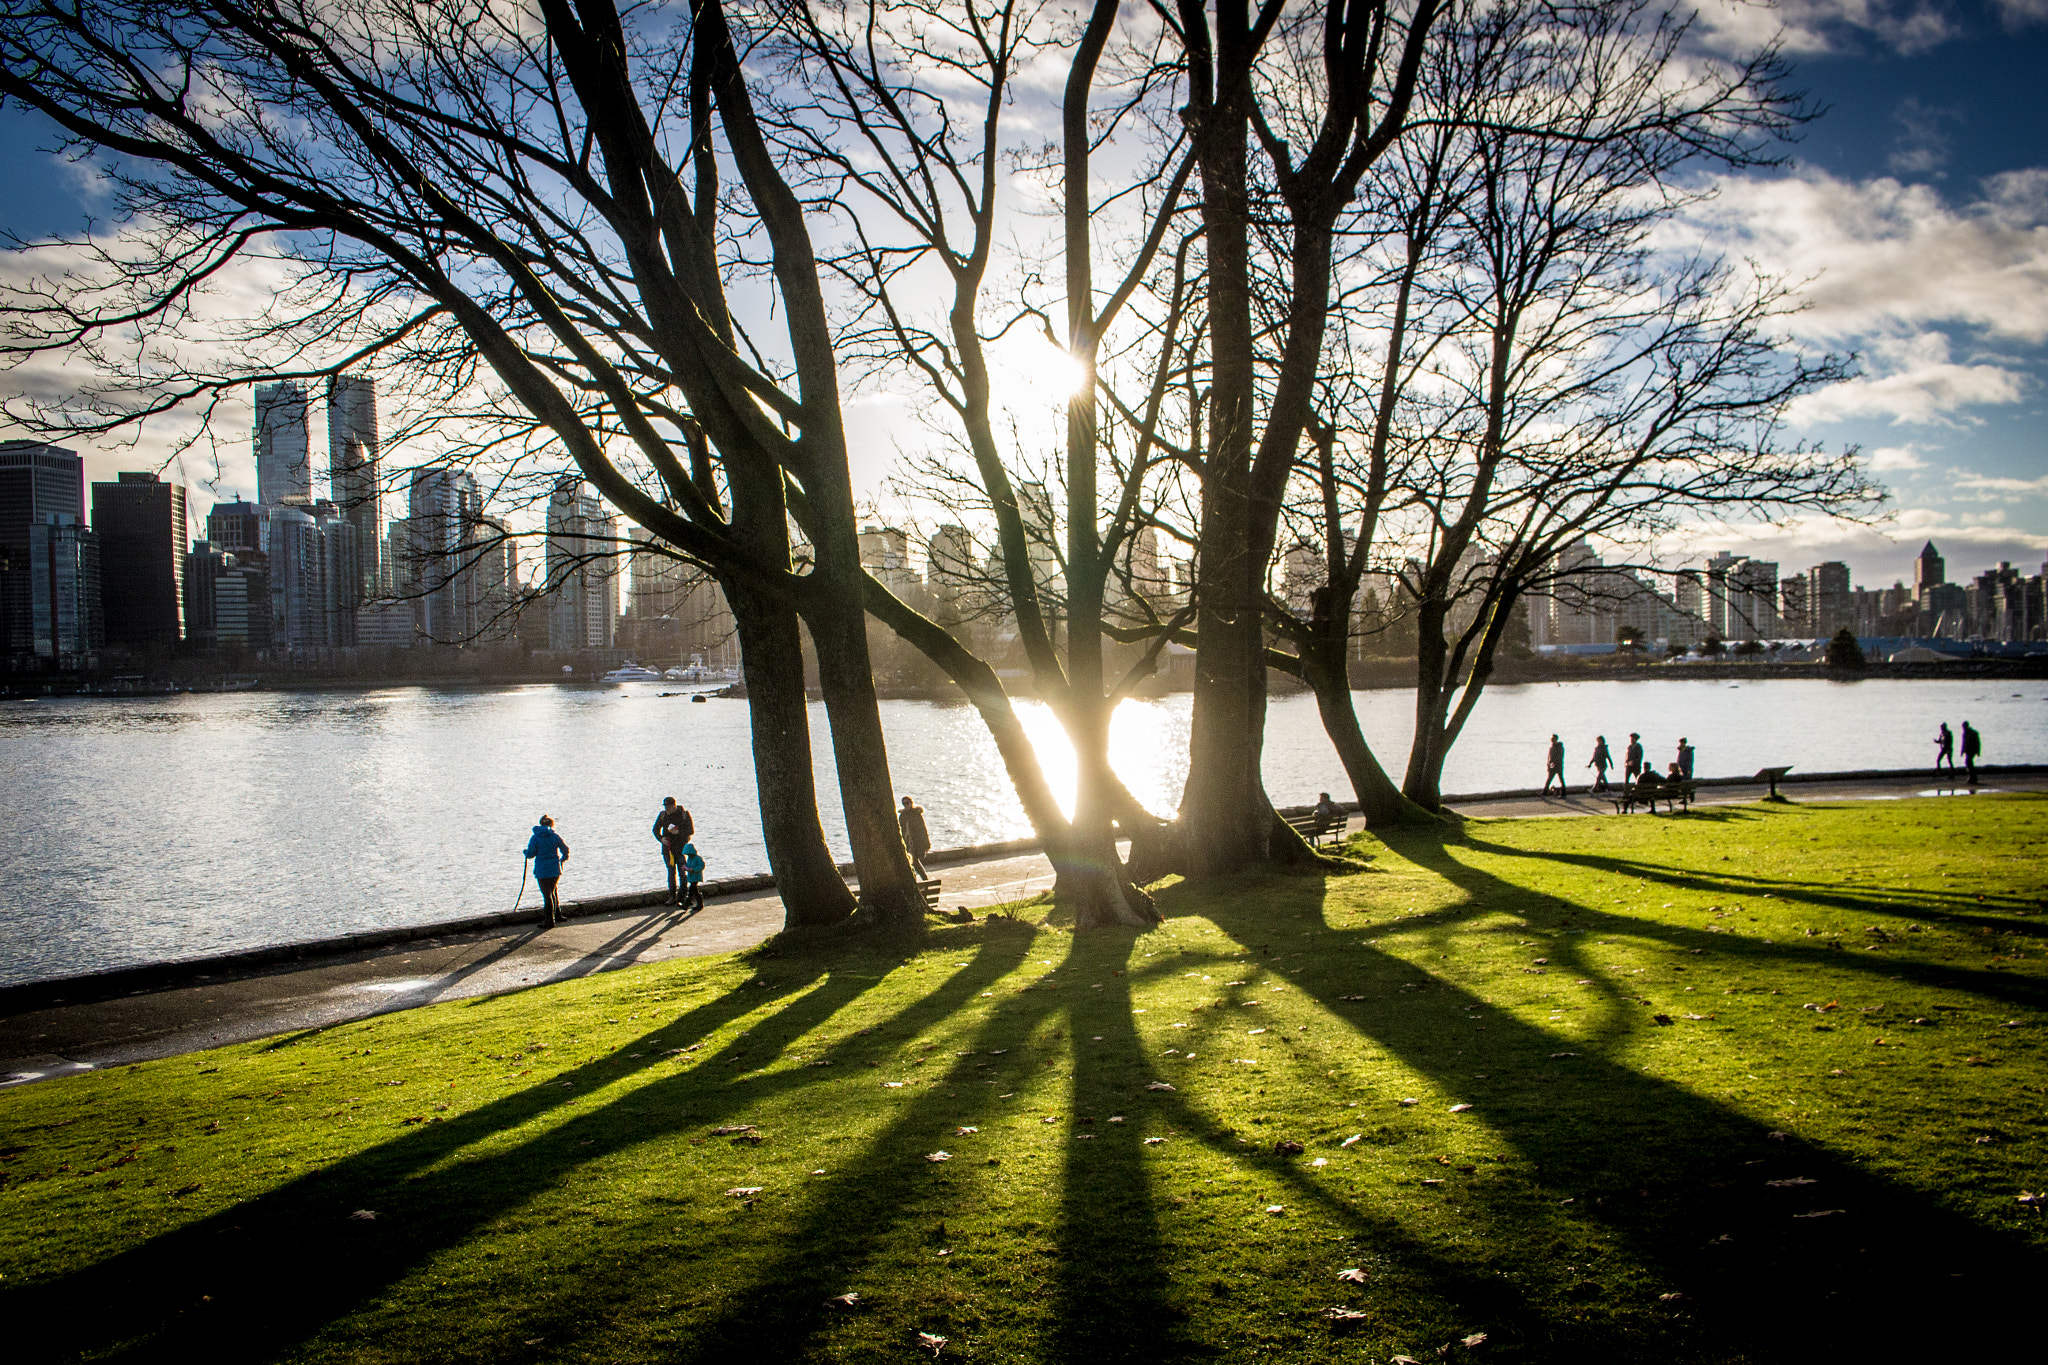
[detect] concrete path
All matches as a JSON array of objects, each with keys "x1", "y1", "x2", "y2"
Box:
[{"x1": 4, "y1": 769, "x2": 2039, "y2": 1087}]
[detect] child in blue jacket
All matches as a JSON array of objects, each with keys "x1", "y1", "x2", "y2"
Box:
[{"x1": 681, "y1": 841, "x2": 705, "y2": 914}]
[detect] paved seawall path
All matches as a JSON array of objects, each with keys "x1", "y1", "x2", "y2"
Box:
[{"x1": 4, "y1": 766, "x2": 2041, "y2": 1087}]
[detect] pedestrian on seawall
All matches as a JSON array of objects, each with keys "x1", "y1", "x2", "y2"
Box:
[
  {"x1": 1544, "y1": 734, "x2": 1567, "y2": 796},
  {"x1": 899, "y1": 795, "x2": 933, "y2": 879},
  {"x1": 524, "y1": 815, "x2": 570, "y2": 929},
  {"x1": 1588, "y1": 735, "x2": 1613, "y2": 793},
  {"x1": 1676, "y1": 737, "x2": 1695, "y2": 781},
  {"x1": 1935, "y1": 722, "x2": 1956, "y2": 774},
  {"x1": 1625, "y1": 733, "x2": 1644, "y2": 787},
  {"x1": 1961, "y1": 721, "x2": 1981, "y2": 784}
]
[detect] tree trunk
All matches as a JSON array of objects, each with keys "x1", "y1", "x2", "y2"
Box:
[
  {"x1": 1301, "y1": 643, "x2": 1431, "y2": 828},
  {"x1": 725, "y1": 576, "x2": 856, "y2": 928},
  {"x1": 1403, "y1": 595, "x2": 1453, "y2": 812},
  {"x1": 803, "y1": 579, "x2": 926, "y2": 926}
]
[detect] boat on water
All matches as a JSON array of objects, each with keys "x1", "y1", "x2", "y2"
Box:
[{"x1": 601, "y1": 663, "x2": 664, "y2": 683}]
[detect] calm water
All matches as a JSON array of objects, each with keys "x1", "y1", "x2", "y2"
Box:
[{"x1": 3, "y1": 677, "x2": 2043, "y2": 985}]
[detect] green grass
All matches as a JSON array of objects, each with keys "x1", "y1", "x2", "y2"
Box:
[{"x1": 4, "y1": 796, "x2": 2046, "y2": 1363}]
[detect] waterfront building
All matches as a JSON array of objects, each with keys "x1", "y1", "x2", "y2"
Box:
[
  {"x1": 206, "y1": 499, "x2": 268, "y2": 555},
  {"x1": 269, "y1": 502, "x2": 358, "y2": 649},
  {"x1": 405, "y1": 464, "x2": 481, "y2": 643},
  {"x1": 859, "y1": 524, "x2": 920, "y2": 598},
  {"x1": 545, "y1": 476, "x2": 618, "y2": 651},
  {"x1": 213, "y1": 550, "x2": 270, "y2": 649},
  {"x1": 0, "y1": 440, "x2": 87, "y2": 667},
  {"x1": 1778, "y1": 576, "x2": 1809, "y2": 637},
  {"x1": 184, "y1": 540, "x2": 228, "y2": 648},
  {"x1": 92, "y1": 470, "x2": 189, "y2": 648},
  {"x1": 253, "y1": 381, "x2": 313, "y2": 507},
  {"x1": 27, "y1": 514, "x2": 102, "y2": 668},
  {"x1": 1913, "y1": 541, "x2": 1944, "y2": 604},
  {"x1": 1806, "y1": 561, "x2": 1853, "y2": 637},
  {"x1": 327, "y1": 373, "x2": 381, "y2": 597}
]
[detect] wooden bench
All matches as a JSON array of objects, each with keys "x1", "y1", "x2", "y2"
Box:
[
  {"x1": 1612, "y1": 779, "x2": 1697, "y2": 814},
  {"x1": 1283, "y1": 809, "x2": 1342, "y2": 847},
  {"x1": 919, "y1": 877, "x2": 943, "y2": 912}
]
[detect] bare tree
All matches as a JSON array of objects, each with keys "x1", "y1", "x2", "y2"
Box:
[
  {"x1": 1268, "y1": 0, "x2": 1876, "y2": 813},
  {"x1": 0, "y1": 0, "x2": 931, "y2": 926}
]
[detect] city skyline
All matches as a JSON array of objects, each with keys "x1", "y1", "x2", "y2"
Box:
[{"x1": 0, "y1": 4, "x2": 2042, "y2": 586}]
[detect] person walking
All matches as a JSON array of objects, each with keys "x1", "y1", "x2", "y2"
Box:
[
  {"x1": 1676, "y1": 737, "x2": 1696, "y2": 781},
  {"x1": 1935, "y1": 722, "x2": 1956, "y2": 773},
  {"x1": 652, "y1": 796, "x2": 694, "y2": 905},
  {"x1": 1961, "y1": 721, "x2": 1982, "y2": 784},
  {"x1": 1544, "y1": 734, "x2": 1568, "y2": 796},
  {"x1": 899, "y1": 795, "x2": 933, "y2": 878},
  {"x1": 524, "y1": 814, "x2": 570, "y2": 929},
  {"x1": 1625, "y1": 733, "x2": 1645, "y2": 787},
  {"x1": 1587, "y1": 735, "x2": 1613, "y2": 793}
]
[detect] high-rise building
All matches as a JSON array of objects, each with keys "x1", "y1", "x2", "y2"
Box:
[
  {"x1": 28, "y1": 514, "x2": 102, "y2": 668},
  {"x1": 213, "y1": 550, "x2": 270, "y2": 649},
  {"x1": 859, "y1": 524, "x2": 919, "y2": 597},
  {"x1": 254, "y1": 381, "x2": 313, "y2": 506},
  {"x1": 184, "y1": 540, "x2": 229, "y2": 648},
  {"x1": 1778, "y1": 576, "x2": 1809, "y2": 637},
  {"x1": 1, "y1": 440, "x2": 87, "y2": 666},
  {"x1": 1727, "y1": 559, "x2": 1778, "y2": 639},
  {"x1": 545, "y1": 476, "x2": 617, "y2": 651},
  {"x1": 268, "y1": 502, "x2": 357, "y2": 649},
  {"x1": 93, "y1": 471, "x2": 188, "y2": 648},
  {"x1": 1806, "y1": 561, "x2": 1853, "y2": 637},
  {"x1": 1913, "y1": 541, "x2": 1945, "y2": 603},
  {"x1": 405, "y1": 465, "x2": 481, "y2": 643},
  {"x1": 327, "y1": 373, "x2": 381, "y2": 597},
  {"x1": 206, "y1": 499, "x2": 269, "y2": 555},
  {"x1": 926, "y1": 524, "x2": 980, "y2": 620}
]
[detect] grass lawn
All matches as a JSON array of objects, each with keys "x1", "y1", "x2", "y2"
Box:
[{"x1": 4, "y1": 795, "x2": 2046, "y2": 1363}]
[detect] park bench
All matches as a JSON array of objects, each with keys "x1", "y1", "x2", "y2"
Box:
[
  {"x1": 1284, "y1": 809, "x2": 1341, "y2": 847},
  {"x1": 1612, "y1": 779, "x2": 1696, "y2": 815},
  {"x1": 919, "y1": 877, "x2": 943, "y2": 912}
]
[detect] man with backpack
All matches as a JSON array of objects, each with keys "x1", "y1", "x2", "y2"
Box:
[{"x1": 652, "y1": 796, "x2": 694, "y2": 905}]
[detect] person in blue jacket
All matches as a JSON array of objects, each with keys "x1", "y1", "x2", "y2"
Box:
[
  {"x1": 680, "y1": 840, "x2": 706, "y2": 914},
  {"x1": 524, "y1": 814, "x2": 571, "y2": 928}
]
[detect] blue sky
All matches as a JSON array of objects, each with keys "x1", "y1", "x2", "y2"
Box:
[{"x1": 1, "y1": 0, "x2": 2043, "y2": 592}]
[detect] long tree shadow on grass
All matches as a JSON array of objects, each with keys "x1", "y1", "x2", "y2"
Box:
[
  {"x1": 9, "y1": 930, "x2": 1027, "y2": 1364},
  {"x1": 1187, "y1": 838, "x2": 2046, "y2": 1360}
]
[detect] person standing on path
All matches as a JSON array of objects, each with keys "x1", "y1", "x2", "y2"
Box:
[
  {"x1": 1544, "y1": 734, "x2": 1568, "y2": 796},
  {"x1": 679, "y1": 840, "x2": 706, "y2": 914},
  {"x1": 1676, "y1": 738, "x2": 1696, "y2": 781},
  {"x1": 652, "y1": 796, "x2": 694, "y2": 905},
  {"x1": 1961, "y1": 721, "x2": 1982, "y2": 784},
  {"x1": 1588, "y1": 735, "x2": 1613, "y2": 793},
  {"x1": 899, "y1": 795, "x2": 933, "y2": 878},
  {"x1": 524, "y1": 815, "x2": 570, "y2": 928},
  {"x1": 1935, "y1": 722, "x2": 1956, "y2": 773},
  {"x1": 1625, "y1": 733, "x2": 1645, "y2": 787}
]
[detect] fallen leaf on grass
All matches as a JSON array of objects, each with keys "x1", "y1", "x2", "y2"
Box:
[
  {"x1": 1399, "y1": 1098, "x2": 1418, "y2": 1107},
  {"x1": 1448, "y1": 1103, "x2": 1474, "y2": 1113},
  {"x1": 1462, "y1": 1332, "x2": 1489, "y2": 1347},
  {"x1": 882, "y1": 1081, "x2": 906, "y2": 1089},
  {"x1": 1144, "y1": 1137, "x2": 1166, "y2": 1146},
  {"x1": 824, "y1": 1292, "x2": 861, "y2": 1310},
  {"x1": 1247, "y1": 1028, "x2": 1268, "y2": 1036},
  {"x1": 725, "y1": 1186, "x2": 764, "y2": 1198},
  {"x1": 346, "y1": 1208, "x2": 376, "y2": 1220},
  {"x1": 1651, "y1": 1014, "x2": 1674, "y2": 1026},
  {"x1": 1792, "y1": 1209, "x2": 1844, "y2": 1219},
  {"x1": 954, "y1": 1126, "x2": 978, "y2": 1136},
  {"x1": 1658, "y1": 1292, "x2": 1686, "y2": 1302},
  {"x1": 926, "y1": 1151, "x2": 952, "y2": 1162},
  {"x1": 1146, "y1": 1081, "x2": 1176, "y2": 1092},
  {"x1": 1336, "y1": 1267, "x2": 1369, "y2": 1284},
  {"x1": 1320, "y1": 1306, "x2": 1368, "y2": 1326},
  {"x1": 1339, "y1": 994, "x2": 1365, "y2": 1001},
  {"x1": 1341, "y1": 1133, "x2": 1362, "y2": 1148},
  {"x1": 1765, "y1": 1177, "x2": 1817, "y2": 1188},
  {"x1": 1275, "y1": 1140, "x2": 1305, "y2": 1156},
  {"x1": 2018, "y1": 1192, "x2": 2045, "y2": 1209},
  {"x1": 916, "y1": 1331, "x2": 947, "y2": 1355},
  {"x1": 1312, "y1": 1157, "x2": 1328, "y2": 1167},
  {"x1": 1266, "y1": 1205, "x2": 1285, "y2": 1215},
  {"x1": 710, "y1": 1125, "x2": 757, "y2": 1136},
  {"x1": 1549, "y1": 1051, "x2": 1579, "y2": 1059},
  {"x1": 1420, "y1": 1178, "x2": 1444, "y2": 1186}
]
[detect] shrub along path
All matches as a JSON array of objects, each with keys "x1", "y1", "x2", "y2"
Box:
[{"x1": 2, "y1": 796, "x2": 2044, "y2": 1362}]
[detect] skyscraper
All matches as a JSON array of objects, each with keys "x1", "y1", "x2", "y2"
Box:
[
  {"x1": 1913, "y1": 541, "x2": 1945, "y2": 603},
  {"x1": 1807, "y1": 561, "x2": 1853, "y2": 637},
  {"x1": 406, "y1": 465, "x2": 480, "y2": 643},
  {"x1": 1, "y1": 440, "x2": 86, "y2": 666},
  {"x1": 268, "y1": 502, "x2": 357, "y2": 649},
  {"x1": 92, "y1": 471, "x2": 188, "y2": 647},
  {"x1": 29, "y1": 515, "x2": 101, "y2": 668},
  {"x1": 253, "y1": 381, "x2": 313, "y2": 506},
  {"x1": 546, "y1": 476, "x2": 617, "y2": 650},
  {"x1": 327, "y1": 373, "x2": 380, "y2": 596}
]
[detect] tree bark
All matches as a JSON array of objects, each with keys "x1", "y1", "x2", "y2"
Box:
[
  {"x1": 725, "y1": 575, "x2": 856, "y2": 928},
  {"x1": 1300, "y1": 641, "x2": 1430, "y2": 827}
]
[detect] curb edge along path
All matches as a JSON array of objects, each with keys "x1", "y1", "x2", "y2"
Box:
[{"x1": 3, "y1": 767, "x2": 2042, "y2": 1087}]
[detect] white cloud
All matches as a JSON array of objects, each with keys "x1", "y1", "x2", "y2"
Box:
[
  {"x1": 1866, "y1": 444, "x2": 1927, "y2": 471},
  {"x1": 1689, "y1": 0, "x2": 1958, "y2": 56},
  {"x1": 1688, "y1": 169, "x2": 2048, "y2": 346},
  {"x1": 1952, "y1": 470, "x2": 2048, "y2": 496},
  {"x1": 1995, "y1": 0, "x2": 2048, "y2": 29},
  {"x1": 1790, "y1": 332, "x2": 2030, "y2": 425}
]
